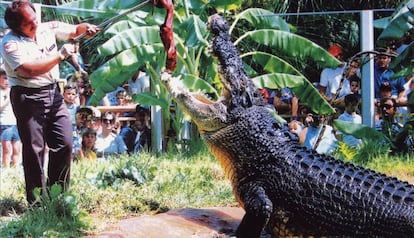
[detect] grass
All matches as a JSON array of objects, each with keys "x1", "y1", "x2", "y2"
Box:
[
  {"x1": 0, "y1": 139, "x2": 413, "y2": 237},
  {"x1": 0, "y1": 140, "x2": 236, "y2": 237}
]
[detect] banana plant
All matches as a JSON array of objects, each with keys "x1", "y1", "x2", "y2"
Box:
[
  {"x1": 374, "y1": 0, "x2": 414, "y2": 111},
  {"x1": 230, "y1": 8, "x2": 340, "y2": 115},
  {"x1": 334, "y1": 119, "x2": 414, "y2": 154},
  {"x1": 52, "y1": 0, "x2": 350, "y2": 144},
  {"x1": 376, "y1": 0, "x2": 414, "y2": 78}
]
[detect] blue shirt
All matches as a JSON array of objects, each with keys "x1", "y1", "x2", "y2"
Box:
[
  {"x1": 303, "y1": 125, "x2": 337, "y2": 154},
  {"x1": 374, "y1": 64, "x2": 406, "y2": 99}
]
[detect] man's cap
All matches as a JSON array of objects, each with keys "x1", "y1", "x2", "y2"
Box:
[
  {"x1": 136, "y1": 105, "x2": 149, "y2": 113},
  {"x1": 376, "y1": 47, "x2": 397, "y2": 57},
  {"x1": 328, "y1": 45, "x2": 343, "y2": 57},
  {"x1": 76, "y1": 106, "x2": 93, "y2": 115},
  {"x1": 76, "y1": 106, "x2": 101, "y2": 118}
]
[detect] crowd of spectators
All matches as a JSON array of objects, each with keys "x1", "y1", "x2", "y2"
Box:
[
  {"x1": 284, "y1": 44, "x2": 414, "y2": 155},
  {"x1": 1, "y1": 32, "x2": 413, "y2": 169},
  {"x1": 67, "y1": 68, "x2": 152, "y2": 161}
]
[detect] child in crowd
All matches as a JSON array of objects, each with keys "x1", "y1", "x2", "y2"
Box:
[
  {"x1": 332, "y1": 74, "x2": 361, "y2": 112},
  {"x1": 336, "y1": 94, "x2": 362, "y2": 147},
  {"x1": 63, "y1": 83, "x2": 79, "y2": 126},
  {"x1": 0, "y1": 69, "x2": 21, "y2": 167},
  {"x1": 120, "y1": 105, "x2": 151, "y2": 153},
  {"x1": 74, "y1": 127, "x2": 97, "y2": 161}
]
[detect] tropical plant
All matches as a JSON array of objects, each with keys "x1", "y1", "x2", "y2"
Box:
[
  {"x1": 0, "y1": 185, "x2": 90, "y2": 237},
  {"x1": 334, "y1": 118, "x2": 414, "y2": 155},
  {"x1": 54, "y1": 1, "x2": 342, "y2": 113},
  {"x1": 46, "y1": 0, "x2": 411, "y2": 147},
  {"x1": 376, "y1": 0, "x2": 414, "y2": 82}
]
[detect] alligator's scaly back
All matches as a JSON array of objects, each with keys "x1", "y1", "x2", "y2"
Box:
[{"x1": 161, "y1": 14, "x2": 414, "y2": 238}]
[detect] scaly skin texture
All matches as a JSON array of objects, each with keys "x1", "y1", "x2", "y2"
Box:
[{"x1": 161, "y1": 14, "x2": 414, "y2": 237}]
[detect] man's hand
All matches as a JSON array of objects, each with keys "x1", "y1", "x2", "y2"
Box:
[{"x1": 59, "y1": 43, "x2": 75, "y2": 60}]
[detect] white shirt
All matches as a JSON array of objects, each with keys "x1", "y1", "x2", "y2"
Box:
[
  {"x1": 319, "y1": 65, "x2": 350, "y2": 99},
  {"x1": 337, "y1": 111, "x2": 362, "y2": 147},
  {"x1": 0, "y1": 87, "x2": 16, "y2": 125},
  {"x1": 303, "y1": 125, "x2": 337, "y2": 155},
  {"x1": 95, "y1": 133, "x2": 127, "y2": 157},
  {"x1": 0, "y1": 22, "x2": 76, "y2": 88},
  {"x1": 128, "y1": 71, "x2": 150, "y2": 94}
]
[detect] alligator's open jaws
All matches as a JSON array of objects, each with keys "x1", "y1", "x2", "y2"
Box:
[{"x1": 161, "y1": 14, "x2": 414, "y2": 237}]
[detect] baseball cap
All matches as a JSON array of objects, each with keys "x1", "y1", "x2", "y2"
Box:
[{"x1": 328, "y1": 45, "x2": 343, "y2": 57}]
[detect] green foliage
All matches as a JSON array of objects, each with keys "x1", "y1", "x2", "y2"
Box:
[
  {"x1": 94, "y1": 158, "x2": 155, "y2": 188},
  {"x1": 333, "y1": 140, "x2": 391, "y2": 166},
  {"x1": 334, "y1": 119, "x2": 414, "y2": 155},
  {"x1": 374, "y1": 0, "x2": 414, "y2": 79},
  {"x1": 253, "y1": 73, "x2": 335, "y2": 115},
  {"x1": 377, "y1": 0, "x2": 414, "y2": 40},
  {"x1": 0, "y1": 150, "x2": 235, "y2": 236},
  {"x1": 0, "y1": 185, "x2": 90, "y2": 238},
  {"x1": 334, "y1": 120, "x2": 386, "y2": 141}
]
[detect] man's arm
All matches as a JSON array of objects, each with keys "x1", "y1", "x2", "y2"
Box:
[
  {"x1": 15, "y1": 53, "x2": 63, "y2": 77},
  {"x1": 15, "y1": 44, "x2": 74, "y2": 77},
  {"x1": 72, "y1": 23, "x2": 99, "y2": 39},
  {"x1": 15, "y1": 22, "x2": 98, "y2": 78}
]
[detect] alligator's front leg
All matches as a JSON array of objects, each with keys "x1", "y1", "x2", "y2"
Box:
[{"x1": 236, "y1": 183, "x2": 273, "y2": 238}]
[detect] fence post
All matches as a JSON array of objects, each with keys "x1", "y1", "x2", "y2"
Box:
[
  {"x1": 360, "y1": 10, "x2": 375, "y2": 128},
  {"x1": 151, "y1": 85, "x2": 163, "y2": 153}
]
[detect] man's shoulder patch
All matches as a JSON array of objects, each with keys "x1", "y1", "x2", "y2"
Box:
[{"x1": 4, "y1": 41, "x2": 18, "y2": 54}]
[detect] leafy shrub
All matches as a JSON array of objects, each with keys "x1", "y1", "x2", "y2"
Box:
[{"x1": 0, "y1": 185, "x2": 90, "y2": 238}]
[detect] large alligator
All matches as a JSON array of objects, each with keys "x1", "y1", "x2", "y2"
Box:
[{"x1": 161, "y1": 14, "x2": 414, "y2": 237}]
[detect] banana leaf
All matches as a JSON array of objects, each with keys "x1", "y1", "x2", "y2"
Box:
[
  {"x1": 98, "y1": 26, "x2": 161, "y2": 57},
  {"x1": 241, "y1": 51, "x2": 302, "y2": 76},
  {"x1": 180, "y1": 15, "x2": 209, "y2": 47},
  {"x1": 374, "y1": 17, "x2": 392, "y2": 29},
  {"x1": 56, "y1": 0, "x2": 145, "y2": 18},
  {"x1": 377, "y1": 0, "x2": 414, "y2": 40},
  {"x1": 230, "y1": 8, "x2": 290, "y2": 34},
  {"x1": 181, "y1": 74, "x2": 219, "y2": 98},
  {"x1": 185, "y1": 0, "x2": 242, "y2": 14},
  {"x1": 132, "y1": 91, "x2": 169, "y2": 109},
  {"x1": 390, "y1": 65, "x2": 414, "y2": 79},
  {"x1": 88, "y1": 44, "x2": 164, "y2": 105},
  {"x1": 104, "y1": 20, "x2": 140, "y2": 35},
  {"x1": 209, "y1": 0, "x2": 243, "y2": 11},
  {"x1": 409, "y1": 91, "x2": 414, "y2": 106},
  {"x1": 252, "y1": 73, "x2": 335, "y2": 115},
  {"x1": 389, "y1": 40, "x2": 414, "y2": 73},
  {"x1": 333, "y1": 120, "x2": 386, "y2": 141},
  {"x1": 236, "y1": 29, "x2": 341, "y2": 69}
]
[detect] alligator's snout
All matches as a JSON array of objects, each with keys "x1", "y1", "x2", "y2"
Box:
[
  {"x1": 208, "y1": 14, "x2": 230, "y2": 36},
  {"x1": 208, "y1": 14, "x2": 264, "y2": 111}
]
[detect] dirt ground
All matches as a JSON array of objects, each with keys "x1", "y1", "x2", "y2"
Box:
[{"x1": 84, "y1": 207, "x2": 245, "y2": 238}]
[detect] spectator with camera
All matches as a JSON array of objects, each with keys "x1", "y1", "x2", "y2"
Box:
[{"x1": 300, "y1": 113, "x2": 337, "y2": 155}]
